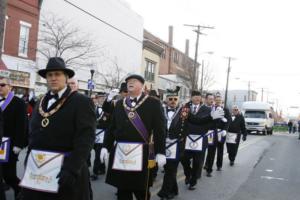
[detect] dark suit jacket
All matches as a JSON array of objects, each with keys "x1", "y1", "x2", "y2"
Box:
[
  {"x1": 186, "y1": 102, "x2": 215, "y2": 135},
  {"x1": 228, "y1": 113, "x2": 247, "y2": 143},
  {"x1": 2, "y1": 96, "x2": 27, "y2": 149},
  {"x1": 104, "y1": 94, "x2": 166, "y2": 190},
  {"x1": 28, "y1": 87, "x2": 96, "y2": 200}
]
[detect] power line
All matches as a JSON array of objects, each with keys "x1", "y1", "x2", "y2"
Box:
[{"x1": 63, "y1": 0, "x2": 142, "y2": 44}]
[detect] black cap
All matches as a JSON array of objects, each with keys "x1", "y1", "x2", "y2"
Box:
[
  {"x1": 125, "y1": 74, "x2": 145, "y2": 84},
  {"x1": 38, "y1": 57, "x2": 75, "y2": 78},
  {"x1": 191, "y1": 90, "x2": 201, "y2": 97},
  {"x1": 119, "y1": 82, "x2": 128, "y2": 93},
  {"x1": 97, "y1": 92, "x2": 106, "y2": 97}
]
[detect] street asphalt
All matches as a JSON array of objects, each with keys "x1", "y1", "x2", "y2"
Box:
[{"x1": 6, "y1": 132, "x2": 300, "y2": 200}]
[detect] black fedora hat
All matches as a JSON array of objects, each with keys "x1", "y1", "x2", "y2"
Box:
[{"x1": 38, "y1": 57, "x2": 75, "y2": 78}]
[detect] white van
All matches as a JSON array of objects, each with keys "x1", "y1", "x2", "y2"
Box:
[{"x1": 241, "y1": 101, "x2": 274, "y2": 135}]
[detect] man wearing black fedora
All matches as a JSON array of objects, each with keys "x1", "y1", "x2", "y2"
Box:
[{"x1": 20, "y1": 57, "x2": 96, "y2": 200}]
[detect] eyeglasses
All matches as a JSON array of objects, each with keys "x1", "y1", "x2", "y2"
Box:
[
  {"x1": 0, "y1": 84, "x2": 7, "y2": 87},
  {"x1": 168, "y1": 97, "x2": 178, "y2": 101},
  {"x1": 233, "y1": 109, "x2": 238, "y2": 111}
]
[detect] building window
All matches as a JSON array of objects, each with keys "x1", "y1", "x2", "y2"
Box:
[
  {"x1": 18, "y1": 21, "x2": 31, "y2": 57},
  {"x1": 161, "y1": 48, "x2": 166, "y2": 59},
  {"x1": 173, "y1": 51, "x2": 179, "y2": 64},
  {"x1": 2, "y1": 16, "x2": 8, "y2": 52},
  {"x1": 144, "y1": 60, "x2": 155, "y2": 82}
]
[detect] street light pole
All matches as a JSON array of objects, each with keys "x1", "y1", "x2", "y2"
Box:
[{"x1": 89, "y1": 69, "x2": 95, "y2": 97}]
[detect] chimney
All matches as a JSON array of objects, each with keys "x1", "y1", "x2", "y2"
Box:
[
  {"x1": 185, "y1": 39, "x2": 189, "y2": 56},
  {"x1": 168, "y1": 26, "x2": 173, "y2": 46}
]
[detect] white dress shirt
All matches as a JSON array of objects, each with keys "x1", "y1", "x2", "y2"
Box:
[{"x1": 47, "y1": 87, "x2": 67, "y2": 109}]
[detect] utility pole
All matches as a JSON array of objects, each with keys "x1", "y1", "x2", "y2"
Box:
[
  {"x1": 224, "y1": 57, "x2": 235, "y2": 108},
  {"x1": 261, "y1": 88, "x2": 264, "y2": 102},
  {"x1": 200, "y1": 59, "x2": 204, "y2": 94},
  {"x1": 184, "y1": 24, "x2": 214, "y2": 92}
]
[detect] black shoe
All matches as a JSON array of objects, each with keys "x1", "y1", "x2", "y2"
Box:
[
  {"x1": 3, "y1": 183, "x2": 10, "y2": 191},
  {"x1": 90, "y1": 174, "x2": 98, "y2": 181},
  {"x1": 217, "y1": 167, "x2": 222, "y2": 171},
  {"x1": 203, "y1": 165, "x2": 207, "y2": 170},
  {"x1": 230, "y1": 161, "x2": 234, "y2": 166},
  {"x1": 188, "y1": 183, "x2": 196, "y2": 190},
  {"x1": 158, "y1": 192, "x2": 174, "y2": 200},
  {"x1": 206, "y1": 173, "x2": 212, "y2": 177},
  {"x1": 185, "y1": 177, "x2": 190, "y2": 185}
]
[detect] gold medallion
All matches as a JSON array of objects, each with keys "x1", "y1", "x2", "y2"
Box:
[
  {"x1": 128, "y1": 112, "x2": 135, "y2": 119},
  {"x1": 41, "y1": 118, "x2": 50, "y2": 127}
]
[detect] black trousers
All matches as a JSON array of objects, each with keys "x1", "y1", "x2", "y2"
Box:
[
  {"x1": 226, "y1": 142, "x2": 240, "y2": 162},
  {"x1": 0, "y1": 165, "x2": 6, "y2": 200},
  {"x1": 92, "y1": 144, "x2": 105, "y2": 175},
  {"x1": 2, "y1": 153, "x2": 20, "y2": 198},
  {"x1": 181, "y1": 151, "x2": 205, "y2": 185},
  {"x1": 158, "y1": 160, "x2": 179, "y2": 197},
  {"x1": 216, "y1": 142, "x2": 225, "y2": 168},
  {"x1": 205, "y1": 144, "x2": 217, "y2": 173},
  {"x1": 117, "y1": 189, "x2": 150, "y2": 200}
]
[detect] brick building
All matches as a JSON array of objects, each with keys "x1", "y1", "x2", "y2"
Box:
[
  {"x1": 2, "y1": 0, "x2": 42, "y2": 95},
  {"x1": 144, "y1": 26, "x2": 199, "y2": 100}
]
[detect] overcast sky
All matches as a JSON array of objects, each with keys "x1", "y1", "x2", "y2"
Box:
[{"x1": 126, "y1": 0, "x2": 300, "y2": 117}]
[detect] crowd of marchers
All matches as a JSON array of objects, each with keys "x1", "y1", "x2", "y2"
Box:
[{"x1": 0, "y1": 57, "x2": 248, "y2": 200}]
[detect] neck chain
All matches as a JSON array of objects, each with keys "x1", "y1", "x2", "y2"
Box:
[{"x1": 38, "y1": 93, "x2": 71, "y2": 127}]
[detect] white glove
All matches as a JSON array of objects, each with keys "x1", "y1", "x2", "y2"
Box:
[
  {"x1": 100, "y1": 148, "x2": 108, "y2": 163},
  {"x1": 221, "y1": 130, "x2": 227, "y2": 137},
  {"x1": 13, "y1": 146, "x2": 22, "y2": 154},
  {"x1": 107, "y1": 89, "x2": 119, "y2": 102},
  {"x1": 211, "y1": 109, "x2": 224, "y2": 120},
  {"x1": 221, "y1": 117, "x2": 227, "y2": 123},
  {"x1": 156, "y1": 154, "x2": 166, "y2": 168}
]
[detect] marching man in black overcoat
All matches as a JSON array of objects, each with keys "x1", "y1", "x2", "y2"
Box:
[
  {"x1": 101, "y1": 74, "x2": 166, "y2": 200},
  {"x1": 157, "y1": 87, "x2": 189, "y2": 200},
  {"x1": 226, "y1": 105, "x2": 247, "y2": 166},
  {"x1": 0, "y1": 76, "x2": 27, "y2": 199},
  {"x1": 181, "y1": 91, "x2": 224, "y2": 190},
  {"x1": 20, "y1": 57, "x2": 96, "y2": 200}
]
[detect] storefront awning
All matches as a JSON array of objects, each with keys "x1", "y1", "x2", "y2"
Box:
[{"x1": 0, "y1": 58, "x2": 8, "y2": 70}]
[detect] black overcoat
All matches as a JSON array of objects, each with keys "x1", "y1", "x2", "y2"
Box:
[
  {"x1": 228, "y1": 114, "x2": 247, "y2": 143},
  {"x1": 2, "y1": 96, "x2": 27, "y2": 149},
  {"x1": 103, "y1": 94, "x2": 166, "y2": 190},
  {"x1": 23, "y1": 88, "x2": 96, "y2": 200}
]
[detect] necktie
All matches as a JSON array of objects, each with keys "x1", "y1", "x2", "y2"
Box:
[
  {"x1": 48, "y1": 93, "x2": 59, "y2": 100},
  {"x1": 193, "y1": 106, "x2": 197, "y2": 114},
  {"x1": 167, "y1": 108, "x2": 175, "y2": 112},
  {"x1": 131, "y1": 98, "x2": 137, "y2": 103}
]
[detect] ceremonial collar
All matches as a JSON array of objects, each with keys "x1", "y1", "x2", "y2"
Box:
[
  {"x1": 0, "y1": 91, "x2": 14, "y2": 111},
  {"x1": 123, "y1": 94, "x2": 148, "y2": 112}
]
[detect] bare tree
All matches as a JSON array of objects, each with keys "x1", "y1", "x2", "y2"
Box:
[
  {"x1": 180, "y1": 57, "x2": 215, "y2": 92},
  {"x1": 0, "y1": 0, "x2": 8, "y2": 58},
  {"x1": 95, "y1": 57, "x2": 127, "y2": 90},
  {"x1": 37, "y1": 13, "x2": 100, "y2": 69},
  {"x1": 201, "y1": 62, "x2": 215, "y2": 91}
]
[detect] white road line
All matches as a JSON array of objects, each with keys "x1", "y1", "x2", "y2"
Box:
[{"x1": 260, "y1": 176, "x2": 288, "y2": 181}]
